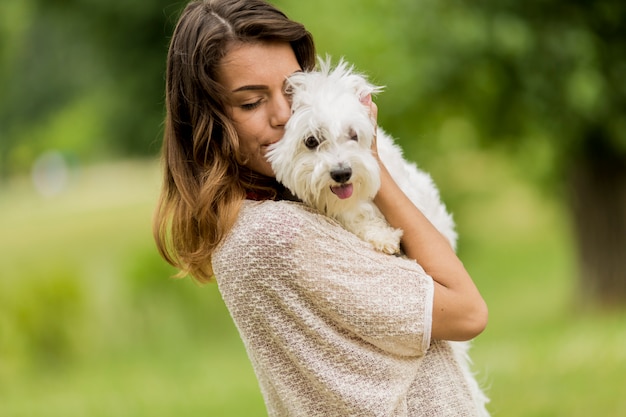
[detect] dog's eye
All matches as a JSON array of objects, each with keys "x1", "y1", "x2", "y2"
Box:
[
  {"x1": 304, "y1": 136, "x2": 320, "y2": 149},
  {"x1": 349, "y1": 129, "x2": 358, "y2": 141}
]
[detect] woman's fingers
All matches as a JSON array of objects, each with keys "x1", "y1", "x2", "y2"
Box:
[{"x1": 360, "y1": 93, "x2": 379, "y2": 157}]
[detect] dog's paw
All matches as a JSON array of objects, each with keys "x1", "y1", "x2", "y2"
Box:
[
  {"x1": 372, "y1": 239, "x2": 401, "y2": 255},
  {"x1": 367, "y1": 229, "x2": 403, "y2": 255},
  {"x1": 341, "y1": 208, "x2": 403, "y2": 255}
]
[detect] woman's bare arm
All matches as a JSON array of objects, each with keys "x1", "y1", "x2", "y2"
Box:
[
  {"x1": 364, "y1": 95, "x2": 488, "y2": 341},
  {"x1": 374, "y1": 162, "x2": 488, "y2": 341}
]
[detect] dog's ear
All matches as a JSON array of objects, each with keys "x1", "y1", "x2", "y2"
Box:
[
  {"x1": 350, "y1": 75, "x2": 384, "y2": 105},
  {"x1": 356, "y1": 83, "x2": 377, "y2": 103},
  {"x1": 285, "y1": 71, "x2": 309, "y2": 111},
  {"x1": 285, "y1": 72, "x2": 307, "y2": 95},
  {"x1": 332, "y1": 59, "x2": 384, "y2": 102}
]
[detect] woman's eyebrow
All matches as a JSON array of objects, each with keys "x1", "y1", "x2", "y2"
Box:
[
  {"x1": 232, "y1": 84, "x2": 267, "y2": 93},
  {"x1": 232, "y1": 70, "x2": 302, "y2": 93}
]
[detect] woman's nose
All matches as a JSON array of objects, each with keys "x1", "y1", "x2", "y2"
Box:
[{"x1": 270, "y1": 92, "x2": 291, "y2": 127}]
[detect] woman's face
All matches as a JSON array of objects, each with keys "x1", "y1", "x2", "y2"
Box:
[{"x1": 217, "y1": 41, "x2": 302, "y2": 178}]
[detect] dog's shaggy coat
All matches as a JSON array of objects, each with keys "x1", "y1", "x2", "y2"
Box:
[{"x1": 268, "y1": 59, "x2": 456, "y2": 254}]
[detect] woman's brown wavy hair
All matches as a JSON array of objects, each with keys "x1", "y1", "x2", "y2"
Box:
[{"x1": 153, "y1": 0, "x2": 315, "y2": 282}]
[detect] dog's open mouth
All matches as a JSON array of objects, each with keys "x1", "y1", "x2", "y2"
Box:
[{"x1": 330, "y1": 184, "x2": 353, "y2": 199}]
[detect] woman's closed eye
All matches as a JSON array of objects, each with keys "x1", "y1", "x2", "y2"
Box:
[{"x1": 241, "y1": 99, "x2": 263, "y2": 111}]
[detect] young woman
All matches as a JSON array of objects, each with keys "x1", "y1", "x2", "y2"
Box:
[{"x1": 154, "y1": 1, "x2": 489, "y2": 415}]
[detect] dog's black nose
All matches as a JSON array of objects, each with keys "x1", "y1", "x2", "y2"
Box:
[{"x1": 330, "y1": 167, "x2": 352, "y2": 183}]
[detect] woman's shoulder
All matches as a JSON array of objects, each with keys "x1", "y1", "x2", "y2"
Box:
[
  {"x1": 238, "y1": 199, "x2": 339, "y2": 238},
  {"x1": 216, "y1": 199, "x2": 366, "y2": 261},
  {"x1": 225, "y1": 199, "x2": 424, "y2": 272},
  {"x1": 241, "y1": 198, "x2": 315, "y2": 220},
  {"x1": 213, "y1": 199, "x2": 349, "y2": 280},
  {"x1": 215, "y1": 199, "x2": 433, "y2": 285}
]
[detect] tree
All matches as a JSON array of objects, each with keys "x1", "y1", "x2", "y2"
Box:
[
  {"x1": 394, "y1": 0, "x2": 626, "y2": 306},
  {"x1": 0, "y1": 0, "x2": 179, "y2": 177}
]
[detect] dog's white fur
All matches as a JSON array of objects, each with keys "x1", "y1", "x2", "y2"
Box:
[
  {"x1": 268, "y1": 58, "x2": 456, "y2": 254},
  {"x1": 267, "y1": 57, "x2": 489, "y2": 415}
]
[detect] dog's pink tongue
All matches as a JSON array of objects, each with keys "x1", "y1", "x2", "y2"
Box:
[{"x1": 330, "y1": 184, "x2": 353, "y2": 199}]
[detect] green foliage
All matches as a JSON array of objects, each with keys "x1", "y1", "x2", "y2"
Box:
[
  {"x1": 2, "y1": 0, "x2": 624, "y2": 182},
  {"x1": 397, "y1": 0, "x2": 626, "y2": 166},
  {"x1": 0, "y1": 0, "x2": 178, "y2": 177},
  {"x1": 281, "y1": 0, "x2": 626, "y2": 182}
]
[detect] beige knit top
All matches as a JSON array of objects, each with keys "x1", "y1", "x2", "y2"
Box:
[{"x1": 213, "y1": 199, "x2": 484, "y2": 416}]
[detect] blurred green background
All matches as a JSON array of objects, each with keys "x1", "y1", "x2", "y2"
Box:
[{"x1": 1, "y1": 0, "x2": 625, "y2": 416}]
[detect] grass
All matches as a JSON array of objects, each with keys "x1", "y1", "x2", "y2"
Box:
[
  {"x1": 1, "y1": 154, "x2": 624, "y2": 416},
  {"x1": 2, "y1": 343, "x2": 265, "y2": 417},
  {"x1": 434, "y1": 151, "x2": 626, "y2": 417}
]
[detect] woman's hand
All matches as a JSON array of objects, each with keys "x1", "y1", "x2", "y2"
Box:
[{"x1": 360, "y1": 93, "x2": 379, "y2": 160}]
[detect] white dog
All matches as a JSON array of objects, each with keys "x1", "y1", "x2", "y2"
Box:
[
  {"x1": 268, "y1": 57, "x2": 490, "y2": 416},
  {"x1": 267, "y1": 58, "x2": 457, "y2": 255}
]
